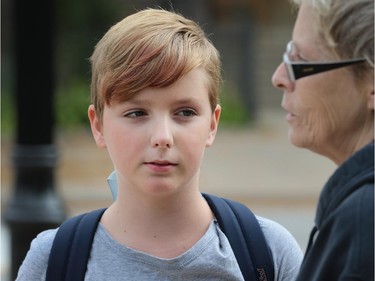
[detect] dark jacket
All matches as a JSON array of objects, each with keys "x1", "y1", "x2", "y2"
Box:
[{"x1": 296, "y1": 142, "x2": 374, "y2": 281}]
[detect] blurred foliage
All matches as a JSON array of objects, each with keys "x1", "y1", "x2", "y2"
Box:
[
  {"x1": 56, "y1": 81, "x2": 91, "y2": 129},
  {"x1": 219, "y1": 91, "x2": 249, "y2": 126},
  {"x1": 1, "y1": 91, "x2": 15, "y2": 136},
  {"x1": 55, "y1": 0, "x2": 124, "y2": 86}
]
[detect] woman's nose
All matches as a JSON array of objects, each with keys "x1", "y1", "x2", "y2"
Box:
[{"x1": 272, "y1": 62, "x2": 292, "y2": 91}]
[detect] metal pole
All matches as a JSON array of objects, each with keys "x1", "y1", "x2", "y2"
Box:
[{"x1": 4, "y1": 0, "x2": 66, "y2": 279}]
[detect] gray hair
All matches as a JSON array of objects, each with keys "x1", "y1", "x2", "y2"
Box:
[{"x1": 290, "y1": 0, "x2": 374, "y2": 79}]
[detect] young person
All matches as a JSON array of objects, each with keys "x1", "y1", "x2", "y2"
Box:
[
  {"x1": 17, "y1": 8, "x2": 302, "y2": 280},
  {"x1": 272, "y1": 0, "x2": 374, "y2": 280}
]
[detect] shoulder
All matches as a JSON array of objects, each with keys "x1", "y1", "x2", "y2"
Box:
[
  {"x1": 256, "y1": 216, "x2": 300, "y2": 249},
  {"x1": 333, "y1": 184, "x2": 374, "y2": 246},
  {"x1": 347, "y1": 183, "x2": 373, "y2": 205},
  {"x1": 25, "y1": 228, "x2": 57, "y2": 260},
  {"x1": 338, "y1": 183, "x2": 374, "y2": 221},
  {"x1": 256, "y1": 216, "x2": 303, "y2": 281},
  {"x1": 16, "y1": 228, "x2": 58, "y2": 280}
]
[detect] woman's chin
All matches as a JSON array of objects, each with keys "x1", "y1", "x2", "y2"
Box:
[{"x1": 288, "y1": 129, "x2": 310, "y2": 150}]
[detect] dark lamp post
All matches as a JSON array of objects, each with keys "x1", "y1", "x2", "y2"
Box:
[{"x1": 4, "y1": 0, "x2": 66, "y2": 279}]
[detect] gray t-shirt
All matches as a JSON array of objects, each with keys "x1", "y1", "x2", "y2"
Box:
[{"x1": 16, "y1": 216, "x2": 302, "y2": 280}]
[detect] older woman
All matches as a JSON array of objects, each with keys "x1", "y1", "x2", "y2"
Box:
[{"x1": 272, "y1": 0, "x2": 374, "y2": 280}]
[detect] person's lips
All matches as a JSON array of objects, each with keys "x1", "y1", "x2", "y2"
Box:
[
  {"x1": 286, "y1": 112, "x2": 297, "y2": 123},
  {"x1": 144, "y1": 160, "x2": 177, "y2": 172},
  {"x1": 282, "y1": 104, "x2": 297, "y2": 123}
]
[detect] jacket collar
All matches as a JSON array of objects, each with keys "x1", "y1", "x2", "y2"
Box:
[{"x1": 315, "y1": 142, "x2": 374, "y2": 228}]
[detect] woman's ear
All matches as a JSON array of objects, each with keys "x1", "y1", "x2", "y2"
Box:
[
  {"x1": 206, "y1": 104, "x2": 221, "y2": 147},
  {"x1": 88, "y1": 105, "x2": 106, "y2": 148},
  {"x1": 365, "y1": 74, "x2": 374, "y2": 110},
  {"x1": 368, "y1": 90, "x2": 374, "y2": 111}
]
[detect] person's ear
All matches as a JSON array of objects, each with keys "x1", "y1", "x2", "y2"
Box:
[
  {"x1": 365, "y1": 74, "x2": 374, "y2": 110},
  {"x1": 368, "y1": 90, "x2": 374, "y2": 111},
  {"x1": 206, "y1": 104, "x2": 221, "y2": 147},
  {"x1": 88, "y1": 105, "x2": 106, "y2": 148}
]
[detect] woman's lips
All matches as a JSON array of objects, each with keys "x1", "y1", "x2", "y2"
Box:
[{"x1": 286, "y1": 112, "x2": 297, "y2": 123}]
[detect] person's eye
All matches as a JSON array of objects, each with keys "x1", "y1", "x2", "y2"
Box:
[
  {"x1": 290, "y1": 43, "x2": 309, "y2": 62},
  {"x1": 290, "y1": 49, "x2": 309, "y2": 62},
  {"x1": 124, "y1": 110, "x2": 147, "y2": 118},
  {"x1": 297, "y1": 54, "x2": 309, "y2": 62},
  {"x1": 295, "y1": 50, "x2": 312, "y2": 62},
  {"x1": 176, "y1": 108, "x2": 197, "y2": 117},
  {"x1": 290, "y1": 52, "x2": 307, "y2": 62}
]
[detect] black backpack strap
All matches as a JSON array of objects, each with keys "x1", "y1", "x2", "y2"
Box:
[
  {"x1": 202, "y1": 193, "x2": 274, "y2": 281},
  {"x1": 46, "y1": 208, "x2": 106, "y2": 281}
]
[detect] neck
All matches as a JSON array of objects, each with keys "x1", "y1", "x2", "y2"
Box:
[
  {"x1": 101, "y1": 189, "x2": 213, "y2": 258},
  {"x1": 316, "y1": 123, "x2": 374, "y2": 166}
]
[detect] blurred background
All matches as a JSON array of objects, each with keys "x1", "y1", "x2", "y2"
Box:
[{"x1": 1, "y1": 0, "x2": 336, "y2": 280}]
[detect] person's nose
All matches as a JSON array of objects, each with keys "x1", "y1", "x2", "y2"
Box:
[
  {"x1": 271, "y1": 62, "x2": 294, "y2": 92},
  {"x1": 150, "y1": 117, "x2": 174, "y2": 149}
]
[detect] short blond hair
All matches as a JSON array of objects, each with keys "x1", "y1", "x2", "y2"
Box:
[{"x1": 90, "y1": 8, "x2": 222, "y2": 121}]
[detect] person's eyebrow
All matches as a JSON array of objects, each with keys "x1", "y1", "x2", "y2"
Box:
[{"x1": 126, "y1": 96, "x2": 205, "y2": 107}]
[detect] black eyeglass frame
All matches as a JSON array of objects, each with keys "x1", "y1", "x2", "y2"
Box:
[{"x1": 283, "y1": 41, "x2": 366, "y2": 82}]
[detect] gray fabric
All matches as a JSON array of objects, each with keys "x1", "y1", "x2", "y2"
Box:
[{"x1": 16, "y1": 217, "x2": 302, "y2": 281}]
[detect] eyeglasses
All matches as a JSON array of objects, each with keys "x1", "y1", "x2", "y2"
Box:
[{"x1": 283, "y1": 41, "x2": 366, "y2": 82}]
